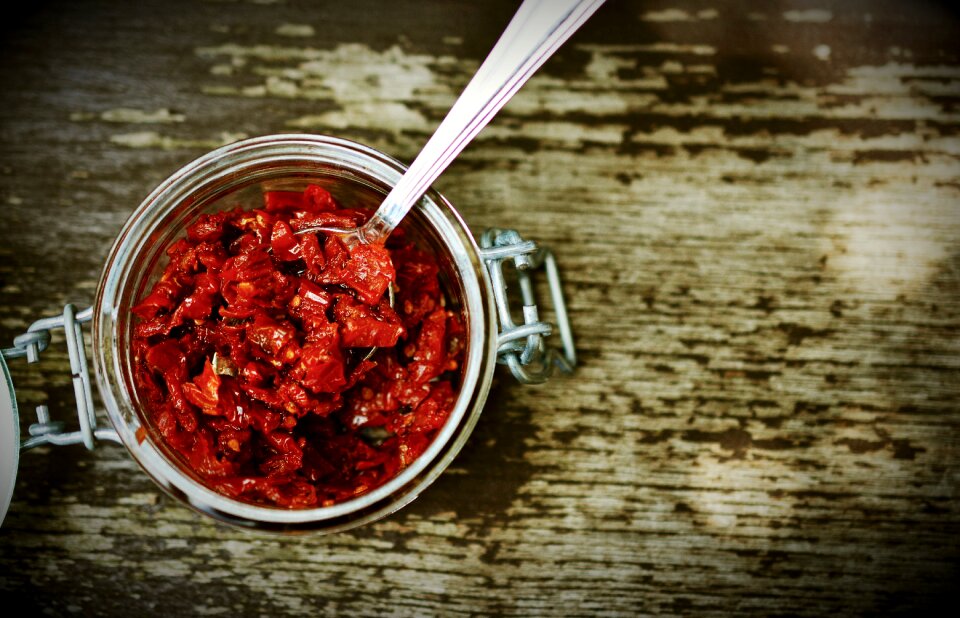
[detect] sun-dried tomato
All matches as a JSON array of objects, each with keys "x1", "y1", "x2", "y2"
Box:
[
  {"x1": 270, "y1": 221, "x2": 302, "y2": 262},
  {"x1": 131, "y1": 184, "x2": 464, "y2": 508}
]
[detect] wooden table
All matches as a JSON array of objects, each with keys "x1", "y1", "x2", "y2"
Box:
[{"x1": 1, "y1": 1, "x2": 957, "y2": 615}]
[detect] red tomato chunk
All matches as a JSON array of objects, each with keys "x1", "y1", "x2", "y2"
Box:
[{"x1": 131, "y1": 185, "x2": 465, "y2": 508}]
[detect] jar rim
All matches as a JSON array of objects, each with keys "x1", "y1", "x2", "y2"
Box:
[{"x1": 92, "y1": 133, "x2": 497, "y2": 530}]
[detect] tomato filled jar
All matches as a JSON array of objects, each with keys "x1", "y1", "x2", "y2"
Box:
[{"x1": 0, "y1": 134, "x2": 575, "y2": 533}]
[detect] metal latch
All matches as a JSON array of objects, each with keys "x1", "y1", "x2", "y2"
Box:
[
  {"x1": 479, "y1": 228, "x2": 577, "y2": 384},
  {"x1": 1, "y1": 304, "x2": 119, "y2": 450}
]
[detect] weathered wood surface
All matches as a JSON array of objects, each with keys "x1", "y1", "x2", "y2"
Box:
[{"x1": 1, "y1": 0, "x2": 958, "y2": 615}]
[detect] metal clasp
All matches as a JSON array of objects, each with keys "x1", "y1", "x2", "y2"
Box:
[
  {"x1": 1, "y1": 304, "x2": 119, "y2": 450},
  {"x1": 479, "y1": 229, "x2": 577, "y2": 384}
]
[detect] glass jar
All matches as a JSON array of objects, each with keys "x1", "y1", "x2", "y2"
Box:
[{"x1": 1, "y1": 134, "x2": 574, "y2": 533}]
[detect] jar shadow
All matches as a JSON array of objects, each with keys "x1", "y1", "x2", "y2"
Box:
[{"x1": 392, "y1": 375, "x2": 537, "y2": 524}]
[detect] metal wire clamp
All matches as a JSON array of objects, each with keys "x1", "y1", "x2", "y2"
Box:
[
  {"x1": 1, "y1": 305, "x2": 119, "y2": 450},
  {"x1": 479, "y1": 229, "x2": 577, "y2": 384}
]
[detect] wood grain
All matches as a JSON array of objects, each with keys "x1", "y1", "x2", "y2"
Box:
[{"x1": 1, "y1": 1, "x2": 958, "y2": 615}]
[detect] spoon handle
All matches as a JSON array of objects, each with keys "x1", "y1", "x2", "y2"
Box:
[{"x1": 358, "y1": 0, "x2": 606, "y2": 244}]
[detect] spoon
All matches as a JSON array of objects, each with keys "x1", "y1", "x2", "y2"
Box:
[{"x1": 297, "y1": 0, "x2": 606, "y2": 246}]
